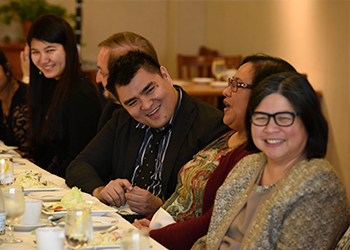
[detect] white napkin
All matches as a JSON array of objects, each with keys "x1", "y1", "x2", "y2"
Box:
[
  {"x1": 149, "y1": 208, "x2": 176, "y2": 229},
  {"x1": 117, "y1": 203, "x2": 138, "y2": 215}
]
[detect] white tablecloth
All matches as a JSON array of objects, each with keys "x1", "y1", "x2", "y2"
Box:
[{"x1": 0, "y1": 157, "x2": 168, "y2": 250}]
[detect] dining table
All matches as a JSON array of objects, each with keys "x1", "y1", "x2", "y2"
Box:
[
  {"x1": 173, "y1": 79, "x2": 227, "y2": 108},
  {"x1": 173, "y1": 78, "x2": 323, "y2": 109},
  {"x1": 0, "y1": 150, "x2": 168, "y2": 250}
]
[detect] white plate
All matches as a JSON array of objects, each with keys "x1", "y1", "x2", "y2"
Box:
[
  {"x1": 0, "y1": 145, "x2": 17, "y2": 153},
  {"x1": 0, "y1": 153, "x2": 21, "y2": 158},
  {"x1": 27, "y1": 190, "x2": 67, "y2": 201},
  {"x1": 21, "y1": 179, "x2": 63, "y2": 193},
  {"x1": 210, "y1": 81, "x2": 228, "y2": 88},
  {"x1": 57, "y1": 216, "x2": 118, "y2": 229},
  {"x1": 42, "y1": 201, "x2": 118, "y2": 218},
  {"x1": 92, "y1": 217, "x2": 118, "y2": 228},
  {"x1": 85, "y1": 245, "x2": 121, "y2": 249},
  {"x1": 14, "y1": 218, "x2": 50, "y2": 231},
  {"x1": 24, "y1": 186, "x2": 63, "y2": 194},
  {"x1": 192, "y1": 77, "x2": 213, "y2": 84}
]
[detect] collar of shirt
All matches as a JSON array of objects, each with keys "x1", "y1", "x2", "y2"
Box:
[{"x1": 132, "y1": 86, "x2": 183, "y2": 197}]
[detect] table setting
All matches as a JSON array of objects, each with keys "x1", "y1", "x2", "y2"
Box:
[{"x1": 0, "y1": 143, "x2": 168, "y2": 250}]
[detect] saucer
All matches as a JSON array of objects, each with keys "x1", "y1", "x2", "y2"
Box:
[{"x1": 14, "y1": 218, "x2": 50, "y2": 231}]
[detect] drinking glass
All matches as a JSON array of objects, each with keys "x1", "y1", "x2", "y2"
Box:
[
  {"x1": 121, "y1": 229, "x2": 150, "y2": 250},
  {"x1": 1, "y1": 185, "x2": 25, "y2": 243},
  {"x1": 211, "y1": 58, "x2": 227, "y2": 80},
  {"x1": 0, "y1": 157, "x2": 14, "y2": 185},
  {"x1": 65, "y1": 208, "x2": 93, "y2": 249},
  {"x1": 0, "y1": 189, "x2": 5, "y2": 246}
]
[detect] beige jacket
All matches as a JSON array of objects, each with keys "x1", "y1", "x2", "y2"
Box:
[{"x1": 192, "y1": 153, "x2": 350, "y2": 250}]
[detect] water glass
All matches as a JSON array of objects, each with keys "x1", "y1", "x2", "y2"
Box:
[
  {"x1": 211, "y1": 58, "x2": 227, "y2": 80},
  {"x1": 121, "y1": 229, "x2": 150, "y2": 250},
  {"x1": 0, "y1": 158, "x2": 14, "y2": 185},
  {"x1": 65, "y1": 208, "x2": 93, "y2": 249},
  {"x1": 1, "y1": 185, "x2": 25, "y2": 243}
]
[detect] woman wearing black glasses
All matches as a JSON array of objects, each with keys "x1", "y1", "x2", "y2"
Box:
[{"x1": 193, "y1": 72, "x2": 349, "y2": 250}]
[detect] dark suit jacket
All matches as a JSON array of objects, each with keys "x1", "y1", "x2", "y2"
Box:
[
  {"x1": 66, "y1": 88, "x2": 230, "y2": 200},
  {"x1": 97, "y1": 99, "x2": 122, "y2": 132}
]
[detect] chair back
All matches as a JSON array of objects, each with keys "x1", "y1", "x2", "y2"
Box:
[
  {"x1": 198, "y1": 46, "x2": 219, "y2": 56},
  {"x1": 177, "y1": 55, "x2": 242, "y2": 79}
]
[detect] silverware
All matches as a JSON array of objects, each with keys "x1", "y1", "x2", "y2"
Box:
[
  {"x1": 49, "y1": 216, "x2": 66, "y2": 226},
  {"x1": 100, "y1": 224, "x2": 118, "y2": 234},
  {"x1": 41, "y1": 195, "x2": 62, "y2": 198},
  {"x1": 93, "y1": 219, "x2": 118, "y2": 224}
]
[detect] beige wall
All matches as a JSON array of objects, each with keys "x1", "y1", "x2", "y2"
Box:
[
  {"x1": 0, "y1": 0, "x2": 349, "y2": 200},
  {"x1": 205, "y1": 1, "x2": 350, "y2": 201}
]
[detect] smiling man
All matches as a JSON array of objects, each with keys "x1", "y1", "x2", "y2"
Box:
[
  {"x1": 95, "y1": 32, "x2": 160, "y2": 131},
  {"x1": 66, "y1": 50, "x2": 230, "y2": 220}
]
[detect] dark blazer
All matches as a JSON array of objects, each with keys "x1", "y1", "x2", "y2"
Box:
[
  {"x1": 66, "y1": 87, "x2": 230, "y2": 200},
  {"x1": 97, "y1": 99, "x2": 122, "y2": 132}
]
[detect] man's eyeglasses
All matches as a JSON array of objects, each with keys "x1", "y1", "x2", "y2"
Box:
[
  {"x1": 228, "y1": 77, "x2": 253, "y2": 92},
  {"x1": 251, "y1": 112, "x2": 298, "y2": 127}
]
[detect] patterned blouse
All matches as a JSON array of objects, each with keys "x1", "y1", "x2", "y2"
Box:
[
  {"x1": 0, "y1": 81, "x2": 31, "y2": 157},
  {"x1": 163, "y1": 131, "x2": 237, "y2": 221}
]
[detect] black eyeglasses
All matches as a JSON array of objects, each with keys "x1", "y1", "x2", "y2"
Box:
[
  {"x1": 251, "y1": 112, "x2": 298, "y2": 127},
  {"x1": 228, "y1": 77, "x2": 253, "y2": 92}
]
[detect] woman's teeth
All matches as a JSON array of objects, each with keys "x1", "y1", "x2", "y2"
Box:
[
  {"x1": 266, "y1": 139, "x2": 284, "y2": 144},
  {"x1": 43, "y1": 65, "x2": 54, "y2": 70}
]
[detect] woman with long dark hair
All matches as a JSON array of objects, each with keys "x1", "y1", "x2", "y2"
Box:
[
  {"x1": 0, "y1": 48, "x2": 31, "y2": 157},
  {"x1": 27, "y1": 14, "x2": 101, "y2": 178}
]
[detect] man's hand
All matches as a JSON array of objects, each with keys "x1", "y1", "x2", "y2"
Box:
[
  {"x1": 133, "y1": 218, "x2": 151, "y2": 232},
  {"x1": 125, "y1": 186, "x2": 163, "y2": 216},
  {"x1": 92, "y1": 179, "x2": 133, "y2": 207}
]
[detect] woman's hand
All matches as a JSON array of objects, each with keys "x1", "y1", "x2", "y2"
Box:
[
  {"x1": 132, "y1": 218, "x2": 152, "y2": 232},
  {"x1": 20, "y1": 44, "x2": 30, "y2": 83}
]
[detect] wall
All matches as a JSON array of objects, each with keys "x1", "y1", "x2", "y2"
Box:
[
  {"x1": 0, "y1": 0, "x2": 349, "y2": 201},
  {"x1": 205, "y1": 0, "x2": 350, "y2": 201}
]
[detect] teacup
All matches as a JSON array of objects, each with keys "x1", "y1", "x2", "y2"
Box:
[
  {"x1": 17, "y1": 199, "x2": 42, "y2": 225},
  {"x1": 36, "y1": 227, "x2": 65, "y2": 250}
]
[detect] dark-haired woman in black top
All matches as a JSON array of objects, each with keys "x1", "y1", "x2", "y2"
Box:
[{"x1": 26, "y1": 14, "x2": 101, "y2": 178}]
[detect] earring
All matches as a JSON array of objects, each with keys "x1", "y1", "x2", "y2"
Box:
[
  {"x1": 6, "y1": 72, "x2": 9, "y2": 76},
  {"x1": 39, "y1": 71, "x2": 42, "y2": 75}
]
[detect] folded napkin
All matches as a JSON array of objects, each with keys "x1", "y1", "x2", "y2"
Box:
[
  {"x1": 117, "y1": 203, "x2": 138, "y2": 216},
  {"x1": 149, "y1": 207, "x2": 176, "y2": 229}
]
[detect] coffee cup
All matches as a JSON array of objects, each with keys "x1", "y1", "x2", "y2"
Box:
[
  {"x1": 36, "y1": 227, "x2": 65, "y2": 250},
  {"x1": 17, "y1": 199, "x2": 42, "y2": 225}
]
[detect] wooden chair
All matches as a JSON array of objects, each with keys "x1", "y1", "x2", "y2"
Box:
[
  {"x1": 198, "y1": 46, "x2": 219, "y2": 56},
  {"x1": 177, "y1": 54, "x2": 242, "y2": 79}
]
